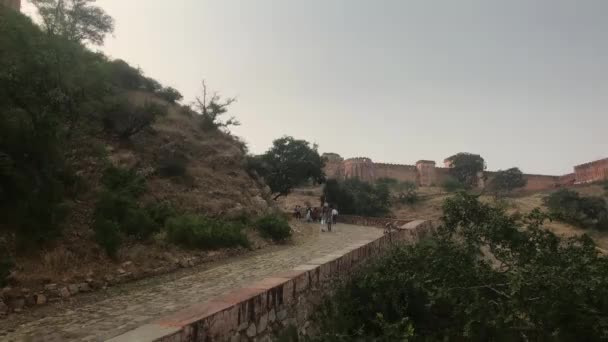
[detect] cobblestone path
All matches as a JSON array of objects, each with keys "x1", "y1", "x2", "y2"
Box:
[{"x1": 1, "y1": 224, "x2": 382, "y2": 342}]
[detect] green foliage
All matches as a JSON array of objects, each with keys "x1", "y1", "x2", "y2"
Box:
[
  {"x1": 157, "y1": 153, "x2": 188, "y2": 178},
  {"x1": 31, "y1": 0, "x2": 115, "y2": 45},
  {"x1": 165, "y1": 215, "x2": 250, "y2": 250},
  {"x1": 93, "y1": 166, "x2": 162, "y2": 255},
  {"x1": 255, "y1": 214, "x2": 292, "y2": 242},
  {"x1": 251, "y1": 136, "x2": 326, "y2": 200},
  {"x1": 394, "y1": 180, "x2": 419, "y2": 205},
  {"x1": 487, "y1": 167, "x2": 527, "y2": 196},
  {"x1": 445, "y1": 152, "x2": 486, "y2": 189},
  {"x1": 0, "y1": 8, "x2": 106, "y2": 248},
  {"x1": 316, "y1": 193, "x2": 608, "y2": 341},
  {"x1": 107, "y1": 59, "x2": 144, "y2": 90},
  {"x1": 102, "y1": 98, "x2": 168, "y2": 139},
  {"x1": 442, "y1": 175, "x2": 465, "y2": 193},
  {"x1": 145, "y1": 202, "x2": 177, "y2": 226},
  {"x1": 93, "y1": 218, "x2": 121, "y2": 258},
  {"x1": 156, "y1": 87, "x2": 183, "y2": 103},
  {"x1": 323, "y1": 178, "x2": 391, "y2": 217},
  {"x1": 544, "y1": 189, "x2": 608, "y2": 230},
  {"x1": 0, "y1": 244, "x2": 13, "y2": 287},
  {"x1": 101, "y1": 166, "x2": 146, "y2": 197}
]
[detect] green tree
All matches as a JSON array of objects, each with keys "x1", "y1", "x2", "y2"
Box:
[
  {"x1": 445, "y1": 152, "x2": 486, "y2": 189},
  {"x1": 544, "y1": 189, "x2": 608, "y2": 230},
  {"x1": 31, "y1": 0, "x2": 114, "y2": 45},
  {"x1": 315, "y1": 193, "x2": 608, "y2": 340},
  {"x1": 253, "y1": 137, "x2": 325, "y2": 200},
  {"x1": 323, "y1": 178, "x2": 391, "y2": 217},
  {"x1": 0, "y1": 8, "x2": 107, "y2": 247},
  {"x1": 487, "y1": 167, "x2": 527, "y2": 197},
  {"x1": 157, "y1": 86, "x2": 183, "y2": 103}
]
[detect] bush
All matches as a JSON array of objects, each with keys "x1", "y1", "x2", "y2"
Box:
[
  {"x1": 101, "y1": 166, "x2": 146, "y2": 197},
  {"x1": 93, "y1": 219, "x2": 122, "y2": 258},
  {"x1": 102, "y1": 98, "x2": 168, "y2": 139},
  {"x1": 122, "y1": 207, "x2": 160, "y2": 240},
  {"x1": 544, "y1": 189, "x2": 608, "y2": 230},
  {"x1": 145, "y1": 202, "x2": 177, "y2": 226},
  {"x1": 157, "y1": 153, "x2": 188, "y2": 178},
  {"x1": 323, "y1": 179, "x2": 391, "y2": 217},
  {"x1": 442, "y1": 176, "x2": 465, "y2": 193},
  {"x1": 395, "y1": 181, "x2": 419, "y2": 205},
  {"x1": 256, "y1": 214, "x2": 292, "y2": 242},
  {"x1": 165, "y1": 215, "x2": 250, "y2": 250},
  {"x1": 314, "y1": 193, "x2": 608, "y2": 341},
  {"x1": 156, "y1": 87, "x2": 183, "y2": 103}
]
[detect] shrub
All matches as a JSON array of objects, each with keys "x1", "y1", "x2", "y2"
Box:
[
  {"x1": 121, "y1": 207, "x2": 160, "y2": 240},
  {"x1": 102, "y1": 98, "x2": 168, "y2": 139},
  {"x1": 323, "y1": 178, "x2": 391, "y2": 217},
  {"x1": 314, "y1": 193, "x2": 608, "y2": 341},
  {"x1": 156, "y1": 86, "x2": 183, "y2": 103},
  {"x1": 93, "y1": 219, "x2": 122, "y2": 258},
  {"x1": 0, "y1": 245, "x2": 13, "y2": 287},
  {"x1": 145, "y1": 202, "x2": 177, "y2": 226},
  {"x1": 442, "y1": 176, "x2": 465, "y2": 193},
  {"x1": 256, "y1": 214, "x2": 292, "y2": 242},
  {"x1": 544, "y1": 189, "x2": 608, "y2": 230},
  {"x1": 101, "y1": 166, "x2": 146, "y2": 197},
  {"x1": 165, "y1": 215, "x2": 250, "y2": 250},
  {"x1": 395, "y1": 181, "x2": 419, "y2": 205},
  {"x1": 157, "y1": 153, "x2": 188, "y2": 178}
]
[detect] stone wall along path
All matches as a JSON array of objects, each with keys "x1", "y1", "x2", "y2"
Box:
[{"x1": 1, "y1": 224, "x2": 383, "y2": 342}]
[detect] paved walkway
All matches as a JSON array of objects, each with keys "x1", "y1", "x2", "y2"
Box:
[{"x1": 1, "y1": 224, "x2": 382, "y2": 342}]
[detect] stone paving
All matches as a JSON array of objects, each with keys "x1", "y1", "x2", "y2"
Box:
[{"x1": 0, "y1": 224, "x2": 383, "y2": 342}]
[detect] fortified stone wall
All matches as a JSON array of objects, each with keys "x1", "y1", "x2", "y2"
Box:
[
  {"x1": 110, "y1": 220, "x2": 435, "y2": 342},
  {"x1": 323, "y1": 153, "x2": 608, "y2": 191},
  {"x1": 0, "y1": 0, "x2": 20, "y2": 10},
  {"x1": 574, "y1": 158, "x2": 608, "y2": 184},
  {"x1": 374, "y1": 163, "x2": 418, "y2": 183}
]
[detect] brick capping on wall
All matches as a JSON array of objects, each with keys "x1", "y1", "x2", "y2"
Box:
[{"x1": 108, "y1": 220, "x2": 434, "y2": 342}]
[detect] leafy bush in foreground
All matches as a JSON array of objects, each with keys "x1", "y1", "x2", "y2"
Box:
[
  {"x1": 314, "y1": 193, "x2": 608, "y2": 341},
  {"x1": 544, "y1": 189, "x2": 608, "y2": 230},
  {"x1": 165, "y1": 215, "x2": 250, "y2": 250},
  {"x1": 256, "y1": 214, "x2": 292, "y2": 242}
]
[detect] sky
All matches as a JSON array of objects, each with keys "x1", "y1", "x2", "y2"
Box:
[{"x1": 22, "y1": 0, "x2": 608, "y2": 175}]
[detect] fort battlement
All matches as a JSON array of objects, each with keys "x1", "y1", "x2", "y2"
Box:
[{"x1": 323, "y1": 153, "x2": 608, "y2": 190}]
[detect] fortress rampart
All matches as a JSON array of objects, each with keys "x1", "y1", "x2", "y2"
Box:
[{"x1": 323, "y1": 153, "x2": 608, "y2": 191}]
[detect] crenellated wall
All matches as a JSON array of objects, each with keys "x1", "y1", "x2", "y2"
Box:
[
  {"x1": 323, "y1": 153, "x2": 608, "y2": 191},
  {"x1": 574, "y1": 158, "x2": 608, "y2": 184}
]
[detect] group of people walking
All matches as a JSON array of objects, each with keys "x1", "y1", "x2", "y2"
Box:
[{"x1": 293, "y1": 204, "x2": 338, "y2": 232}]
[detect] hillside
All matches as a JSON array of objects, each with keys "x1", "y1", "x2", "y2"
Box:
[{"x1": 0, "y1": 7, "x2": 283, "y2": 314}]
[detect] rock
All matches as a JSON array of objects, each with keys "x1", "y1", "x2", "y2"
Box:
[
  {"x1": 258, "y1": 313, "x2": 268, "y2": 333},
  {"x1": 44, "y1": 284, "x2": 58, "y2": 292},
  {"x1": 116, "y1": 268, "x2": 126, "y2": 275},
  {"x1": 230, "y1": 333, "x2": 240, "y2": 342},
  {"x1": 178, "y1": 259, "x2": 189, "y2": 268},
  {"x1": 78, "y1": 283, "x2": 91, "y2": 292},
  {"x1": 9, "y1": 298, "x2": 25, "y2": 311},
  {"x1": 59, "y1": 287, "x2": 70, "y2": 298},
  {"x1": 0, "y1": 300, "x2": 8, "y2": 315},
  {"x1": 20, "y1": 288, "x2": 30, "y2": 296},
  {"x1": 67, "y1": 284, "x2": 80, "y2": 295},
  {"x1": 246, "y1": 323, "x2": 257, "y2": 338},
  {"x1": 121, "y1": 261, "x2": 133, "y2": 269},
  {"x1": 86, "y1": 271, "x2": 94, "y2": 278},
  {"x1": 277, "y1": 309, "x2": 288, "y2": 321},
  {"x1": 268, "y1": 309, "x2": 276, "y2": 322},
  {"x1": 237, "y1": 322, "x2": 248, "y2": 332},
  {"x1": 207, "y1": 251, "x2": 220, "y2": 258},
  {"x1": 35, "y1": 294, "x2": 47, "y2": 305}
]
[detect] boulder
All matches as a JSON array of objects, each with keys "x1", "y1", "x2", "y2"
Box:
[{"x1": 35, "y1": 294, "x2": 47, "y2": 305}]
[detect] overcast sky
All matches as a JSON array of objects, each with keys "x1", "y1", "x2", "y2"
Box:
[{"x1": 23, "y1": 0, "x2": 608, "y2": 175}]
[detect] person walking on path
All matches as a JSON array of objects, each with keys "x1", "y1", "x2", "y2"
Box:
[
  {"x1": 331, "y1": 207, "x2": 339, "y2": 225},
  {"x1": 325, "y1": 205, "x2": 333, "y2": 232}
]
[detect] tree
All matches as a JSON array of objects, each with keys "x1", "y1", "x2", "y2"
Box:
[
  {"x1": 323, "y1": 179, "x2": 392, "y2": 217},
  {"x1": 253, "y1": 137, "x2": 325, "y2": 200},
  {"x1": 487, "y1": 167, "x2": 527, "y2": 196},
  {"x1": 31, "y1": 0, "x2": 114, "y2": 45},
  {"x1": 315, "y1": 192, "x2": 608, "y2": 340},
  {"x1": 157, "y1": 86, "x2": 183, "y2": 103},
  {"x1": 193, "y1": 80, "x2": 239, "y2": 131},
  {"x1": 445, "y1": 152, "x2": 486, "y2": 189}
]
